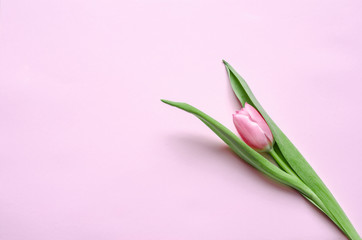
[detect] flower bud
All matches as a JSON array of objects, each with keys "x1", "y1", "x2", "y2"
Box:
[{"x1": 233, "y1": 103, "x2": 274, "y2": 152}]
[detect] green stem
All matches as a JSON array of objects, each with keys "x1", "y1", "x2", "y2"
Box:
[
  {"x1": 269, "y1": 148, "x2": 350, "y2": 239},
  {"x1": 269, "y1": 148, "x2": 295, "y2": 175}
]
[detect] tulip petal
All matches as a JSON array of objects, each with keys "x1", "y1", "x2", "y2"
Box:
[
  {"x1": 244, "y1": 103, "x2": 273, "y2": 143},
  {"x1": 233, "y1": 114, "x2": 270, "y2": 150}
]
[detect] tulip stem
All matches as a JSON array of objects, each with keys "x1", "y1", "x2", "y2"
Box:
[
  {"x1": 269, "y1": 149, "x2": 350, "y2": 238},
  {"x1": 269, "y1": 148, "x2": 295, "y2": 175}
]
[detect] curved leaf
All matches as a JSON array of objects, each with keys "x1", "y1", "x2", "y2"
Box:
[
  {"x1": 223, "y1": 60, "x2": 359, "y2": 240},
  {"x1": 161, "y1": 99, "x2": 320, "y2": 203}
]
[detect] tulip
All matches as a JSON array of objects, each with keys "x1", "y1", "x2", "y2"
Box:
[{"x1": 233, "y1": 103, "x2": 274, "y2": 152}]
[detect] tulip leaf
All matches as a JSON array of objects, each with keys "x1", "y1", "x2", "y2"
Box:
[
  {"x1": 161, "y1": 99, "x2": 344, "y2": 234},
  {"x1": 223, "y1": 60, "x2": 360, "y2": 239},
  {"x1": 161, "y1": 99, "x2": 323, "y2": 204}
]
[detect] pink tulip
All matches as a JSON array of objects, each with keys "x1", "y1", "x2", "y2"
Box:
[{"x1": 233, "y1": 103, "x2": 274, "y2": 152}]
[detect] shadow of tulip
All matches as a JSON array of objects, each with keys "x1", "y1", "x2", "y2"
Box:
[{"x1": 166, "y1": 133, "x2": 293, "y2": 195}]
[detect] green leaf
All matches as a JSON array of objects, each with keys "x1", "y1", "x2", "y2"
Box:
[
  {"x1": 223, "y1": 60, "x2": 360, "y2": 240},
  {"x1": 161, "y1": 99, "x2": 321, "y2": 204}
]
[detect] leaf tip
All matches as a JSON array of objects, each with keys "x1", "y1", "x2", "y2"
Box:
[
  {"x1": 161, "y1": 99, "x2": 176, "y2": 106},
  {"x1": 222, "y1": 59, "x2": 229, "y2": 66}
]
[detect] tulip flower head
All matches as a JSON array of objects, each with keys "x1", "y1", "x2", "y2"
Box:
[{"x1": 233, "y1": 103, "x2": 274, "y2": 152}]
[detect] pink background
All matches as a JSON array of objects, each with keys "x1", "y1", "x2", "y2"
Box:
[{"x1": 0, "y1": 0, "x2": 361, "y2": 239}]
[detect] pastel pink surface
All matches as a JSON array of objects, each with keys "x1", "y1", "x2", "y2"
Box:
[{"x1": 1, "y1": 0, "x2": 361, "y2": 239}]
